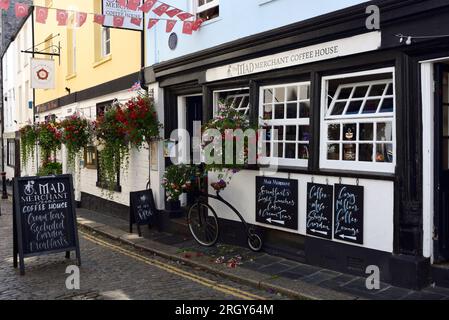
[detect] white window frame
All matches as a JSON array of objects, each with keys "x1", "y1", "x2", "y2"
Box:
[
  {"x1": 213, "y1": 87, "x2": 250, "y2": 116},
  {"x1": 259, "y1": 81, "x2": 311, "y2": 167},
  {"x1": 320, "y1": 67, "x2": 396, "y2": 173},
  {"x1": 101, "y1": 27, "x2": 111, "y2": 57},
  {"x1": 196, "y1": 0, "x2": 219, "y2": 14}
]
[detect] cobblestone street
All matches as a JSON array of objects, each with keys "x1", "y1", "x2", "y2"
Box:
[{"x1": 0, "y1": 200, "x2": 285, "y2": 300}]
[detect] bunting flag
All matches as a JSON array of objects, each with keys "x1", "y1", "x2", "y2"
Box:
[
  {"x1": 166, "y1": 20, "x2": 176, "y2": 33},
  {"x1": 127, "y1": 0, "x2": 141, "y2": 11},
  {"x1": 76, "y1": 12, "x2": 87, "y2": 27},
  {"x1": 177, "y1": 12, "x2": 194, "y2": 21},
  {"x1": 130, "y1": 17, "x2": 142, "y2": 27},
  {"x1": 56, "y1": 9, "x2": 68, "y2": 26},
  {"x1": 192, "y1": 18, "x2": 204, "y2": 31},
  {"x1": 93, "y1": 14, "x2": 105, "y2": 25},
  {"x1": 117, "y1": 0, "x2": 126, "y2": 7},
  {"x1": 14, "y1": 2, "x2": 29, "y2": 18},
  {"x1": 0, "y1": 0, "x2": 9, "y2": 11},
  {"x1": 113, "y1": 15, "x2": 125, "y2": 27},
  {"x1": 153, "y1": 3, "x2": 170, "y2": 16},
  {"x1": 147, "y1": 18, "x2": 159, "y2": 30},
  {"x1": 35, "y1": 6, "x2": 49, "y2": 24},
  {"x1": 165, "y1": 8, "x2": 182, "y2": 18},
  {"x1": 182, "y1": 20, "x2": 193, "y2": 35},
  {"x1": 139, "y1": 0, "x2": 157, "y2": 13}
]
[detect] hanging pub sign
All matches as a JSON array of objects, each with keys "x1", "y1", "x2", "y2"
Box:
[
  {"x1": 102, "y1": 0, "x2": 143, "y2": 31},
  {"x1": 13, "y1": 175, "x2": 81, "y2": 275},
  {"x1": 129, "y1": 189, "x2": 158, "y2": 236},
  {"x1": 30, "y1": 58, "x2": 55, "y2": 89},
  {"x1": 255, "y1": 177, "x2": 298, "y2": 231},
  {"x1": 306, "y1": 183, "x2": 333, "y2": 239},
  {"x1": 334, "y1": 184, "x2": 364, "y2": 244}
]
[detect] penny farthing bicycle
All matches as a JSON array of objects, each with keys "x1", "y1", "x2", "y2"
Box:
[{"x1": 187, "y1": 167, "x2": 263, "y2": 252}]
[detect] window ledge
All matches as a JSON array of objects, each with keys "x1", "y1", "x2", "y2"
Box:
[
  {"x1": 93, "y1": 55, "x2": 112, "y2": 68},
  {"x1": 201, "y1": 17, "x2": 221, "y2": 27},
  {"x1": 66, "y1": 73, "x2": 77, "y2": 81}
]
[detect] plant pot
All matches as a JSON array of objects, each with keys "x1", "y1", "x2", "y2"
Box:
[{"x1": 165, "y1": 199, "x2": 183, "y2": 218}]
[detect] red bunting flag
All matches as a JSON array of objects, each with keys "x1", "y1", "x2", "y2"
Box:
[
  {"x1": 166, "y1": 20, "x2": 177, "y2": 33},
  {"x1": 153, "y1": 3, "x2": 170, "y2": 16},
  {"x1": 127, "y1": 0, "x2": 140, "y2": 11},
  {"x1": 113, "y1": 16, "x2": 125, "y2": 27},
  {"x1": 147, "y1": 19, "x2": 159, "y2": 30},
  {"x1": 14, "y1": 3, "x2": 29, "y2": 18},
  {"x1": 56, "y1": 9, "x2": 68, "y2": 26},
  {"x1": 76, "y1": 12, "x2": 87, "y2": 27},
  {"x1": 0, "y1": 0, "x2": 10, "y2": 11},
  {"x1": 192, "y1": 18, "x2": 204, "y2": 31},
  {"x1": 117, "y1": 0, "x2": 126, "y2": 7},
  {"x1": 130, "y1": 17, "x2": 142, "y2": 26},
  {"x1": 177, "y1": 12, "x2": 194, "y2": 21},
  {"x1": 93, "y1": 14, "x2": 105, "y2": 25},
  {"x1": 35, "y1": 6, "x2": 49, "y2": 24},
  {"x1": 165, "y1": 8, "x2": 182, "y2": 18},
  {"x1": 139, "y1": 0, "x2": 157, "y2": 13},
  {"x1": 182, "y1": 21, "x2": 193, "y2": 35}
]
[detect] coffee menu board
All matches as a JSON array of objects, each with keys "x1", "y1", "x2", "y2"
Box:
[
  {"x1": 256, "y1": 177, "x2": 298, "y2": 231},
  {"x1": 306, "y1": 183, "x2": 333, "y2": 239},
  {"x1": 13, "y1": 175, "x2": 81, "y2": 275},
  {"x1": 334, "y1": 184, "x2": 364, "y2": 244},
  {"x1": 129, "y1": 189, "x2": 157, "y2": 236}
]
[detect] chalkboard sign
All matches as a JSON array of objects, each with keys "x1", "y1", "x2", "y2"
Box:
[
  {"x1": 256, "y1": 177, "x2": 298, "y2": 231},
  {"x1": 129, "y1": 189, "x2": 157, "y2": 236},
  {"x1": 306, "y1": 183, "x2": 333, "y2": 239},
  {"x1": 334, "y1": 184, "x2": 364, "y2": 244},
  {"x1": 13, "y1": 175, "x2": 81, "y2": 275}
]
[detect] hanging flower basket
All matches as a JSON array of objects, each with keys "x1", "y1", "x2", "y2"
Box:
[
  {"x1": 20, "y1": 124, "x2": 39, "y2": 167},
  {"x1": 38, "y1": 121, "x2": 62, "y2": 162},
  {"x1": 60, "y1": 114, "x2": 93, "y2": 171}
]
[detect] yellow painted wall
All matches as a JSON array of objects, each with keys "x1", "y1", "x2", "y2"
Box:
[{"x1": 34, "y1": 0, "x2": 141, "y2": 105}]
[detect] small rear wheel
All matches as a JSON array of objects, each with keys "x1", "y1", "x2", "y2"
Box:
[
  {"x1": 188, "y1": 201, "x2": 219, "y2": 247},
  {"x1": 248, "y1": 233, "x2": 263, "y2": 252}
]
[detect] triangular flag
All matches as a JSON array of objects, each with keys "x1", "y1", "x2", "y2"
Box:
[
  {"x1": 56, "y1": 9, "x2": 69, "y2": 26},
  {"x1": 165, "y1": 8, "x2": 182, "y2": 18},
  {"x1": 166, "y1": 20, "x2": 177, "y2": 33},
  {"x1": 76, "y1": 12, "x2": 87, "y2": 27},
  {"x1": 93, "y1": 14, "x2": 105, "y2": 25},
  {"x1": 147, "y1": 19, "x2": 159, "y2": 30},
  {"x1": 130, "y1": 17, "x2": 142, "y2": 27},
  {"x1": 127, "y1": 0, "x2": 140, "y2": 11},
  {"x1": 113, "y1": 16, "x2": 125, "y2": 28},
  {"x1": 35, "y1": 6, "x2": 49, "y2": 24},
  {"x1": 139, "y1": 0, "x2": 157, "y2": 13},
  {"x1": 14, "y1": 3, "x2": 29, "y2": 18},
  {"x1": 177, "y1": 12, "x2": 194, "y2": 21},
  {"x1": 192, "y1": 18, "x2": 204, "y2": 31},
  {"x1": 0, "y1": 0, "x2": 10, "y2": 11},
  {"x1": 153, "y1": 3, "x2": 170, "y2": 16},
  {"x1": 117, "y1": 0, "x2": 126, "y2": 7},
  {"x1": 182, "y1": 21, "x2": 193, "y2": 35}
]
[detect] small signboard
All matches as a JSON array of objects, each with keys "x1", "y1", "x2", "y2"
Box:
[
  {"x1": 334, "y1": 184, "x2": 364, "y2": 244},
  {"x1": 129, "y1": 189, "x2": 157, "y2": 236},
  {"x1": 255, "y1": 177, "x2": 298, "y2": 231},
  {"x1": 102, "y1": 0, "x2": 143, "y2": 31},
  {"x1": 306, "y1": 183, "x2": 333, "y2": 239},
  {"x1": 30, "y1": 58, "x2": 55, "y2": 89},
  {"x1": 13, "y1": 175, "x2": 81, "y2": 275}
]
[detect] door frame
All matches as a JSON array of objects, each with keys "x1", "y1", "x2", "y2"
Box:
[
  {"x1": 434, "y1": 62, "x2": 449, "y2": 262},
  {"x1": 177, "y1": 94, "x2": 203, "y2": 165}
]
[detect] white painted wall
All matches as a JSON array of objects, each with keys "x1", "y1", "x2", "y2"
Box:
[{"x1": 208, "y1": 170, "x2": 394, "y2": 253}]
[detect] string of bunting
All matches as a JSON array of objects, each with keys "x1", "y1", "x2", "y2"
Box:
[{"x1": 0, "y1": 0, "x2": 203, "y2": 35}]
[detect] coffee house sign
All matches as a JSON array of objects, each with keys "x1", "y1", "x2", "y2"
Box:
[{"x1": 206, "y1": 32, "x2": 381, "y2": 82}]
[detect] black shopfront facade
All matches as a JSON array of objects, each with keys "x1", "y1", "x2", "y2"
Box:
[{"x1": 146, "y1": 0, "x2": 449, "y2": 289}]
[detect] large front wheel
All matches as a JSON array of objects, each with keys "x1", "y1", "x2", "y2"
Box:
[{"x1": 188, "y1": 202, "x2": 219, "y2": 247}]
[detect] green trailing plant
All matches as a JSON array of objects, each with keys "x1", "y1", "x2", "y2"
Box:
[
  {"x1": 38, "y1": 121, "x2": 62, "y2": 162},
  {"x1": 37, "y1": 161, "x2": 63, "y2": 176},
  {"x1": 20, "y1": 124, "x2": 39, "y2": 167},
  {"x1": 60, "y1": 114, "x2": 93, "y2": 172},
  {"x1": 162, "y1": 164, "x2": 196, "y2": 201}
]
